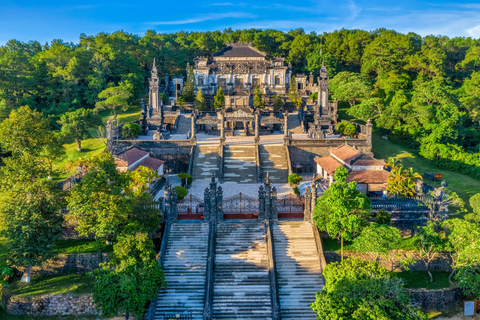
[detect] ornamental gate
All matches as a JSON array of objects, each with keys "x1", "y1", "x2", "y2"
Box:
[
  {"x1": 177, "y1": 194, "x2": 204, "y2": 220},
  {"x1": 223, "y1": 192, "x2": 259, "y2": 220},
  {"x1": 277, "y1": 193, "x2": 304, "y2": 219}
]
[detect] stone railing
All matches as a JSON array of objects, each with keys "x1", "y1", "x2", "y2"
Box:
[
  {"x1": 218, "y1": 145, "x2": 225, "y2": 183},
  {"x1": 255, "y1": 144, "x2": 262, "y2": 183},
  {"x1": 289, "y1": 138, "x2": 369, "y2": 147},
  {"x1": 116, "y1": 139, "x2": 195, "y2": 147},
  {"x1": 311, "y1": 224, "x2": 327, "y2": 271},
  {"x1": 265, "y1": 220, "x2": 281, "y2": 320},
  {"x1": 203, "y1": 220, "x2": 216, "y2": 319},
  {"x1": 285, "y1": 145, "x2": 293, "y2": 176},
  {"x1": 187, "y1": 145, "x2": 196, "y2": 177}
]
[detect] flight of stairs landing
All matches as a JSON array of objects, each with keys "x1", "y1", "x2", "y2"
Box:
[
  {"x1": 272, "y1": 221, "x2": 324, "y2": 320},
  {"x1": 192, "y1": 145, "x2": 221, "y2": 182},
  {"x1": 154, "y1": 222, "x2": 209, "y2": 320},
  {"x1": 223, "y1": 145, "x2": 257, "y2": 183},
  {"x1": 213, "y1": 222, "x2": 273, "y2": 319},
  {"x1": 175, "y1": 114, "x2": 191, "y2": 135},
  {"x1": 288, "y1": 113, "x2": 305, "y2": 134},
  {"x1": 259, "y1": 145, "x2": 288, "y2": 183}
]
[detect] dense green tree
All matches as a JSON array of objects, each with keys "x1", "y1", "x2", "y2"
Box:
[
  {"x1": 352, "y1": 223, "x2": 401, "y2": 261},
  {"x1": 0, "y1": 180, "x2": 63, "y2": 282},
  {"x1": 312, "y1": 258, "x2": 427, "y2": 320},
  {"x1": 386, "y1": 164, "x2": 422, "y2": 198},
  {"x1": 329, "y1": 71, "x2": 371, "y2": 107},
  {"x1": 182, "y1": 67, "x2": 195, "y2": 102},
  {"x1": 313, "y1": 166, "x2": 371, "y2": 260},
  {"x1": 337, "y1": 121, "x2": 357, "y2": 137},
  {"x1": 253, "y1": 86, "x2": 265, "y2": 109},
  {"x1": 417, "y1": 221, "x2": 447, "y2": 282},
  {"x1": 121, "y1": 123, "x2": 141, "y2": 139},
  {"x1": 194, "y1": 88, "x2": 206, "y2": 111},
  {"x1": 272, "y1": 95, "x2": 284, "y2": 110},
  {"x1": 212, "y1": 87, "x2": 225, "y2": 109},
  {"x1": 92, "y1": 231, "x2": 165, "y2": 320},
  {"x1": 288, "y1": 76, "x2": 303, "y2": 109},
  {"x1": 95, "y1": 85, "x2": 132, "y2": 116},
  {"x1": 60, "y1": 108, "x2": 102, "y2": 151}
]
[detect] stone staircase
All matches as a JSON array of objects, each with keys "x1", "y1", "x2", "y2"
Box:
[
  {"x1": 223, "y1": 145, "x2": 257, "y2": 183},
  {"x1": 192, "y1": 145, "x2": 221, "y2": 182},
  {"x1": 288, "y1": 113, "x2": 305, "y2": 134},
  {"x1": 213, "y1": 222, "x2": 273, "y2": 319},
  {"x1": 259, "y1": 145, "x2": 288, "y2": 183},
  {"x1": 176, "y1": 114, "x2": 191, "y2": 135},
  {"x1": 154, "y1": 222, "x2": 209, "y2": 320},
  {"x1": 272, "y1": 221, "x2": 324, "y2": 319}
]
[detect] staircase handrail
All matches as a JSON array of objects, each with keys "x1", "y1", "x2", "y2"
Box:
[
  {"x1": 188, "y1": 145, "x2": 196, "y2": 178},
  {"x1": 218, "y1": 145, "x2": 225, "y2": 183},
  {"x1": 265, "y1": 220, "x2": 281, "y2": 320},
  {"x1": 203, "y1": 220, "x2": 216, "y2": 320},
  {"x1": 285, "y1": 145, "x2": 293, "y2": 176},
  {"x1": 311, "y1": 223, "x2": 327, "y2": 271},
  {"x1": 255, "y1": 144, "x2": 262, "y2": 183}
]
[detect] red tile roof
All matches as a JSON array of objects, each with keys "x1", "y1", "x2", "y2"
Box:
[
  {"x1": 117, "y1": 147, "x2": 149, "y2": 166},
  {"x1": 346, "y1": 170, "x2": 390, "y2": 184},
  {"x1": 131, "y1": 157, "x2": 165, "y2": 172},
  {"x1": 351, "y1": 158, "x2": 383, "y2": 167},
  {"x1": 315, "y1": 157, "x2": 342, "y2": 176},
  {"x1": 330, "y1": 145, "x2": 361, "y2": 165}
]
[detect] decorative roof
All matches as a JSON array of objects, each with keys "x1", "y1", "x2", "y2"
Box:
[
  {"x1": 117, "y1": 147, "x2": 149, "y2": 166},
  {"x1": 346, "y1": 170, "x2": 390, "y2": 184},
  {"x1": 130, "y1": 157, "x2": 165, "y2": 172},
  {"x1": 213, "y1": 42, "x2": 266, "y2": 58},
  {"x1": 315, "y1": 157, "x2": 342, "y2": 176},
  {"x1": 351, "y1": 157, "x2": 384, "y2": 167},
  {"x1": 330, "y1": 145, "x2": 361, "y2": 165}
]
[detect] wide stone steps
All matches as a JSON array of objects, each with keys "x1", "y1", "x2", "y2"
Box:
[
  {"x1": 288, "y1": 113, "x2": 305, "y2": 134},
  {"x1": 223, "y1": 145, "x2": 257, "y2": 183},
  {"x1": 154, "y1": 222, "x2": 209, "y2": 320},
  {"x1": 176, "y1": 114, "x2": 191, "y2": 135},
  {"x1": 259, "y1": 145, "x2": 288, "y2": 183},
  {"x1": 213, "y1": 222, "x2": 272, "y2": 319},
  {"x1": 192, "y1": 145, "x2": 220, "y2": 182},
  {"x1": 273, "y1": 221, "x2": 324, "y2": 320}
]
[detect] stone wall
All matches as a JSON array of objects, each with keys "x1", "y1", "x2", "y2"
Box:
[
  {"x1": 324, "y1": 250, "x2": 452, "y2": 272},
  {"x1": 408, "y1": 287, "x2": 463, "y2": 311},
  {"x1": 2, "y1": 292, "x2": 99, "y2": 316},
  {"x1": 31, "y1": 253, "x2": 109, "y2": 276}
]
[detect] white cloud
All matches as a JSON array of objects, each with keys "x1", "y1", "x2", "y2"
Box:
[
  {"x1": 467, "y1": 25, "x2": 480, "y2": 38},
  {"x1": 146, "y1": 12, "x2": 257, "y2": 26}
]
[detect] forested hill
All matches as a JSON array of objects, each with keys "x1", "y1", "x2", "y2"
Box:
[{"x1": 1, "y1": 28, "x2": 480, "y2": 177}]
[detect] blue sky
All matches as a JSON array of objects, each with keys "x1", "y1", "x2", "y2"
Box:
[{"x1": 1, "y1": 0, "x2": 480, "y2": 45}]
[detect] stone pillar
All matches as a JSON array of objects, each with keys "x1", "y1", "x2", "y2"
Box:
[
  {"x1": 283, "y1": 112, "x2": 289, "y2": 138},
  {"x1": 310, "y1": 182, "x2": 317, "y2": 221},
  {"x1": 216, "y1": 186, "x2": 223, "y2": 221},
  {"x1": 254, "y1": 111, "x2": 260, "y2": 144},
  {"x1": 271, "y1": 187, "x2": 278, "y2": 222},
  {"x1": 258, "y1": 185, "x2": 265, "y2": 220},
  {"x1": 209, "y1": 177, "x2": 217, "y2": 213},
  {"x1": 191, "y1": 111, "x2": 196, "y2": 139},
  {"x1": 304, "y1": 187, "x2": 312, "y2": 222},
  {"x1": 164, "y1": 179, "x2": 171, "y2": 219},
  {"x1": 204, "y1": 187, "x2": 211, "y2": 221},
  {"x1": 366, "y1": 118, "x2": 373, "y2": 147},
  {"x1": 264, "y1": 181, "x2": 272, "y2": 219},
  {"x1": 219, "y1": 117, "x2": 226, "y2": 145}
]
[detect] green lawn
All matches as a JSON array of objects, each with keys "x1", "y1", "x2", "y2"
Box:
[
  {"x1": 53, "y1": 239, "x2": 113, "y2": 255},
  {"x1": 372, "y1": 131, "x2": 480, "y2": 211},
  {"x1": 97, "y1": 101, "x2": 142, "y2": 125},
  {"x1": 395, "y1": 271, "x2": 452, "y2": 290},
  {"x1": 6, "y1": 273, "x2": 94, "y2": 298}
]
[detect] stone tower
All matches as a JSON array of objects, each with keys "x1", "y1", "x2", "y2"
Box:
[
  {"x1": 317, "y1": 58, "x2": 329, "y2": 112},
  {"x1": 148, "y1": 58, "x2": 163, "y2": 126}
]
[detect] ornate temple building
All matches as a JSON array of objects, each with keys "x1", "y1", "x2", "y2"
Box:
[{"x1": 189, "y1": 42, "x2": 292, "y2": 96}]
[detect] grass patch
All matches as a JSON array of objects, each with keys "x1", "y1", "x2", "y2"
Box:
[
  {"x1": 372, "y1": 131, "x2": 480, "y2": 212},
  {"x1": 393, "y1": 236, "x2": 419, "y2": 251},
  {"x1": 395, "y1": 271, "x2": 452, "y2": 290},
  {"x1": 6, "y1": 273, "x2": 94, "y2": 298},
  {"x1": 97, "y1": 102, "x2": 142, "y2": 125},
  {"x1": 53, "y1": 239, "x2": 112, "y2": 255}
]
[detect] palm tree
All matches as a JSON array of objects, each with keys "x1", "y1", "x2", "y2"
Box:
[{"x1": 386, "y1": 164, "x2": 422, "y2": 198}]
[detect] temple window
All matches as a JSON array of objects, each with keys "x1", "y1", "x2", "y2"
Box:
[
  {"x1": 198, "y1": 77, "x2": 204, "y2": 86},
  {"x1": 275, "y1": 77, "x2": 280, "y2": 85}
]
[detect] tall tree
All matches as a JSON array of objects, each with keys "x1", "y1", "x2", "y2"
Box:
[
  {"x1": 313, "y1": 166, "x2": 371, "y2": 260},
  {"x1": 329, "y1": 71, "x2": 371, "y2": 107},
  {"x1": 181, "y1": 67, "x2": 195, "y2": 102},
  {"x1": 0, "y1": 180, "x2": 63, "y2": 282},
  {"x1": 95, "y1": 85, "x2": 132, "y2": 116},
  {"x1": 212, "y1": 87, "x2": 225, "y2": 109},
  {"x1": 60, "y1": 108, "x2": 102, "y2": 151},
  {"x1": 417, "y1": 221, "x2": 447, "y2": 283},
  {"x1": 194, "y1": 88, "x2": 206, "y2": 111},
  {"x1": 352, "y1": 223, "x2": 401, "y2": 262},
  {"x1": 253, "y1": 86, "x2": 265, "y2": 109},
  {"x1": 288, "y1": 76, "x2": 303, "y2": 109}
]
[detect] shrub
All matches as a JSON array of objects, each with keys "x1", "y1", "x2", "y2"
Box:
[
  {"x1": 309, "y1": 92, "x2": 318, "y2": 101},
  {"x1": 375, "y1": 209, "x2": 391, "y2": 225},
  {"x1": 288, "y1": 173, "x2": 303, "y2": 185},
  {"x1": 177, "y1": 173, "x2": 192, "y2": 187},
  {"x1": 173, "y1": 186, "x2": 188, "y2": 200},
  {"x1": 337, "y1": 121, "x2": 356, "y2": 137},
  {"x1": 293, "y1": 186, "x2": 300, "y2": 196},
  {"x1": 121, "y1": 123, "x2": 141, "y2": 139}
]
